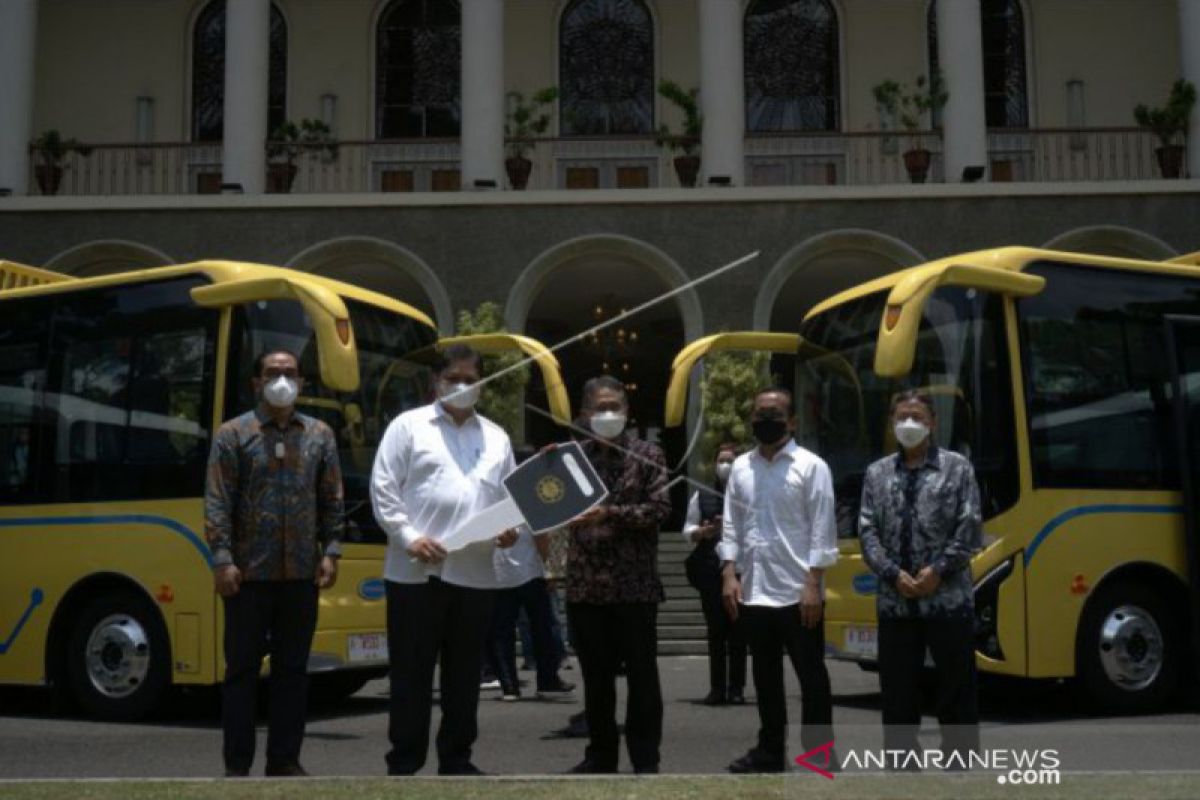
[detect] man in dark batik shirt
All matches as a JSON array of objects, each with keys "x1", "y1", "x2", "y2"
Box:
[
  {"x1": 858, "y1": 390, "x2": 982, "y2": 762},
  {"x1": 205, "y1": 349, "x2": 343, "y2": 778},
  {"x1": 564, "y1": 375, "x2": 671, "y2": 775}
]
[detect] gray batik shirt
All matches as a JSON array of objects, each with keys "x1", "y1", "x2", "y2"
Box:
[{"x1": 857, "y1": 446, "x2": 982, "y2": 620}]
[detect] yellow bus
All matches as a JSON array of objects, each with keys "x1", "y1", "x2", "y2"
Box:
[
  {"x1": 667, "y1": 246, "x2": 1200, "y2": 713},
  {"x1": 0, "y1": 259, "x2": 569, "y2": 720}
]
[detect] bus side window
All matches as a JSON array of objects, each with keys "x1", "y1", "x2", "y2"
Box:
[{"x1": 0, "y1": 295, "x2": 53, "y2": 505}]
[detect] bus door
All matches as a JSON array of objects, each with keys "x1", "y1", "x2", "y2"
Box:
[{"x1": 1163, "y1": 315, "x2": 1200, "y2": 675}]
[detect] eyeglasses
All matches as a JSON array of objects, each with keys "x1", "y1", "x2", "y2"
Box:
[{"x1": 262, "y1": 368, "x2": 300, "y2": 379}]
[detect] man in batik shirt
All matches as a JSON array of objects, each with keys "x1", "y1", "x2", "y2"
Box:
[
  {"x1": 206, "y1": 349, "x2": 343, "y2": 778},
  {"x1": 564, "y1": 376, "x2": 671, "y2": 775},
  {"x1": 859, "y1": 389, "x2": 981, "y2": 762}
]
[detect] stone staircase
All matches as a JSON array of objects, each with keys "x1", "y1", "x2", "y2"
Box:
[{"x1": 657, "y1": 532, "x2": 708, "y2": 655}]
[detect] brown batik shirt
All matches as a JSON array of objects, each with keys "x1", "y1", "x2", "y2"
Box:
[
  {"x1": 205, "y1": 406, "x2": 344, "y2": 581},
  {"x1": 566, "y1": 432, "x2": 671, "y2": 605}
]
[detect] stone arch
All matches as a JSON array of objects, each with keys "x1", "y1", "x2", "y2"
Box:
[
  {"x1": 45, "y1": 240, "x2": 175, "y2": 276},
  {"x1": 1041, "y1": 226, "x2": 1177, "y2": 261},
  {"x1": 286, "y1": 236, "x2": 454, "y2": 334},
  {"x1": 753, "y1": 229, "x2": 925, "y2": 330}
]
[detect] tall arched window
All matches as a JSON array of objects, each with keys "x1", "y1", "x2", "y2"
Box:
[
  {"x1": 559, "y1": 0, "x2": 654, "y2": 136},
  {"x1": 375, "y1": 0, "x2": 462, "y2": 139},
  {"x1": 191, "y1": 0, "x2": 288, "y2": 142},
  {"x1": 928, "y1": 0, "x2": 1029, "y2": 128},
  {"x1": 744, "y1": 0, "x2": 840, "y2": 132}
]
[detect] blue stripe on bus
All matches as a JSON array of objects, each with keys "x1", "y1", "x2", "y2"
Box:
[
  {"x1": 0, "y1": 514, "x2": 212, "y2": 567},
  {"x1": 1024, "y1": 504, "x2": 1182, "y2": 567},
  {"x1": 0, "y1": 588, "x2": 44, "y2": 655}
]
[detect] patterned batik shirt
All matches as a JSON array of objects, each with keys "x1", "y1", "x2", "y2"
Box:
[
  {"x1": 857, "y1": 445, "x2": 981, "y2": 619},
  {"x1": 566, "y1": 432, "x2": 672, "y2": 605},
  {"x1": 205, "y1": 406, "x2": 344, "y2": 581}
]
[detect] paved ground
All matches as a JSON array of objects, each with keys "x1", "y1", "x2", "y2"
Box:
[{"x1": 1, "y1": 657, "x2": 1198, "y2": 779}]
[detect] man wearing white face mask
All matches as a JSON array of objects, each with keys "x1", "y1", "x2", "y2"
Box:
[
  {"x1": 859, "y1": 390, "x2": 982, "y2": 763},
  {"x1": 205, "y1": 350, "x2": 343, "y2": 777},
  {"x1": 370, "y1": 344, "x2": 519, "y2": 776},
  {"x1": 564, "y1": 375, "x2": 671, "y2": 775}
]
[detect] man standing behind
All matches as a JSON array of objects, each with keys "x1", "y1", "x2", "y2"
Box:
[
  {"x1": 205, "y1": 350, "x2": 343, "y2": 778},
  {"x1": 565, "y1": 376, "x2": 671, "y2": 775},
  {"x1": 370, "y1": 344, "x2": 518, "y2": 776},
  {"x1": 721, "y1": 388, "x2": 838, "y2": 773},
  {"x1": 858, "y1": 390, "x2": 981, "y2": 762}
]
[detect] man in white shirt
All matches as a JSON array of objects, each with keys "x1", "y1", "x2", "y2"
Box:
[
  {"x1": 370, "y1": 344, "x2": 519, "y2": 776},
  {"x1": 720, "y1": 387, "x2": 839, "y2": 773}
]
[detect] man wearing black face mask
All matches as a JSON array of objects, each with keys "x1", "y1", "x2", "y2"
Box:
[{"x1": 720, "y1": 388, "x2": 838, "y2": 773}]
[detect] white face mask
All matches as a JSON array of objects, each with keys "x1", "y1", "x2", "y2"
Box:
[
  {"x1": 894, "y1": 418, "x2": 930, "y2": 449},
  {"x1": 714, "y1": 462, "x2": 733, "y2": 482},
  {"x1": 262, "y1": 376, "x2": 299, "y2": 409},
  {"x1": 438, "y1": 380, "x2": 480, "y2": 411},
  {"x1": 590, "y1": 410, "x2": 627, "y2": 439}
]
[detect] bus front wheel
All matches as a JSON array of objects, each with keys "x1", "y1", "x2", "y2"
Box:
[
  {"x1": 1076, "y1": 581, "x2": 1181, "y2": 714},
  {"x1": 65, "y1": 591, "x2": 171, "y2": 721}
]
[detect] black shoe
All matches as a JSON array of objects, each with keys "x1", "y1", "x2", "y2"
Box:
[
  {"x1": 727, "y1": 690, "x2": 745, "y2": 705},
  {"x1": 567, "y1": 758, "x2": 618, "y2": 775},
  {"x1": 537, "y1": 679, "x2": 576, "y2": 698},
  {"x1": 439, "y1": 762, "x2": 488, "y2": 776},
  {"x1": 265, "y1": 762, "x2": 309, "y2": 777},
  {"x1": 728, "y1": 751, "x2": 785, "y2": 774},
  {"x1": 521, "y1": 661, "x2": 536, "y2": 671},
  {"x1": 634, "y1": 765, "x2": 660, "y2": 775},
  {"x1": 702, "y1": 691, "x2": 725, "y2": 706},
  {"x1": 224, "y1": 767, "x2": 250, "y2": 778}
]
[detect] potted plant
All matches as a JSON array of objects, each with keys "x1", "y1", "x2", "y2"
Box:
[
  {"x1": 1134, "y1": 79, "x2": 1197, "y2": 179},
  {"x1": 504, "y1": 88, "x2": 558, "y2": 190},
  {"x1": 655, "y1": 80, "x2": 702, "y2": 187},
  {"x1": 29, "y1": 130, "x2": 92, "y2": 196},
  {"x1": 873, "y1": 72, "x2": 948, "y2": 184},
  {"x1": 266, "y1": 118, "x2": 337, "y2": 193}
]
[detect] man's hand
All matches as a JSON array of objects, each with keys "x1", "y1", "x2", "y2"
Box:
[
  {"x1": 407, "y1": 536, "x2": 448, "y2": 564},
  {"x1": 722, "y1": 570, "x2": 743, "y2": 621},
  {"x1": 896, "y1": 570, "x2": 921, "y2": 598},
  {"x1": 495, "y1": 528, "x2": 519, "y2": 549},
  {"x1": 571, "y1": 505, "x2": 609, "y2": 527},
  {"x1": 693, "y1": 521, "x2": 718, "y2": 542},
  {"x1": 214, "y1": 564, "x2": 242, "y2": 598},
  {"x1": 316, "y1": 555, "x2": 338, "y2": 590},
  {"x1": 799, "y1": 581, "x2": 823, "y2": 628},
  {"x1": 913, "y1": 566, "x2": 941, "y2": 596}
]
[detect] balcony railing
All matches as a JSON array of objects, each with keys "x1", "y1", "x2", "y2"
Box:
[{"x1": 25, "y1": 128, "x2": 1177, "y2": 197}]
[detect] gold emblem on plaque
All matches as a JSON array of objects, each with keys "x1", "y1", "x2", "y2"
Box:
[{"x1": 536, "y1": 475, "x2": 566, "y2": 504}]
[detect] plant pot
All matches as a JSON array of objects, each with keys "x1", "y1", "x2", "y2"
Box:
[
  {"x1": 35, "y1": 165, "x2": 63, "y2": 196},
  {"x1": 1155, "y1": 145, "x2": 1186, "y2": 179},
  {"x1": 267, "y1": 163, "x2": 298, "y2": 193},
  {"x1": 506, "y1": 156, "x2": 533, "y2": 190},
  {"x1": 673, "y1": 155, "x2": 701, "y2": 188},
  {"x1": 903, "y1": 148, "x2": 932, "y2": 184}
]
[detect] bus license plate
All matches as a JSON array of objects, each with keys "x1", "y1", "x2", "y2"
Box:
[
  {"x1": 843, "y1": 626, "x2": 878, "y2": 659},
  {"x1": 348, "y1": 633, "x2": 388, "y2": 664}
]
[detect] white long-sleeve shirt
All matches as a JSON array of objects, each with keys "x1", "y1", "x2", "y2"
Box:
[
  {"x1": 370, "y1": 402, "x2": 515, "y2": 588},
  {"x1": 719, "y1": 440, "x2": 839, "y2": 607}
]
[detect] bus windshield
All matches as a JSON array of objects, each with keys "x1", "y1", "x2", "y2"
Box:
[
  {"x1": 227, "y1": 298, "x2": 437, "y2": 545},
  {"x1": 796, "y1": 286, "x2": 1018, "y2": 538}
]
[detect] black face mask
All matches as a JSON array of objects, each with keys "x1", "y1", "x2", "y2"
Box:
[{"x1": 751, "y1": 418, "x2": 788, "y2": 446}]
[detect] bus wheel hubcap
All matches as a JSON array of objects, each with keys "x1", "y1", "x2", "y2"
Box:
[
  {"x1": 1098, "y1": 604, "x2": 1163, "y2": 692},
  {"x1": 85, "y1": 615, "x2": 150, "y2": 699}
]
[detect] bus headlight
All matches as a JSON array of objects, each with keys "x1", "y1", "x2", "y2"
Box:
[{"x1": 974, "y1": 557, "x2": 1015, "y2": 660}]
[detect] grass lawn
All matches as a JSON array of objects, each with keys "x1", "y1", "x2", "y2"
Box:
[{"x1": 3, "y1": 774, "x2": 1200, "y2": 800}]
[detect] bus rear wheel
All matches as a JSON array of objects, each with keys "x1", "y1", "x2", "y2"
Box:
[
  {"x1": 65, "y1": 591, "x2": 171, "y2": 721},
  {"x1": 1076, "y1": 581, "x2": 1180, "y2": 714}
]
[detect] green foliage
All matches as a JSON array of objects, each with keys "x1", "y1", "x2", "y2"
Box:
[
  {"x1": 267, "y1": 118, "x2": 337, "y2": 165},
  {"x1": 30, "y1": 129, "x2": 92, "y2": 166},
  {"x1": 1134, "y1": 79, "x2": 1197, "y2": 147},
  {"x1": 695, "y1": 348, "x2": 771, "y2": 479},
  {"x1": 655, "y1": 80, "x2": 702, "y2": 155},
  {"x1": 505, "y1": 87, "x2": 559, "y2": 159},
  {"x1": 454, "y1": 302, "x2": 529, "y2": 435},
  {"x1": 872, "y1": 71, "x2": 948, "y2": 149}
]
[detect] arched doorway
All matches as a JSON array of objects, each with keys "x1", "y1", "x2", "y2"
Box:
[
  {"x1": 509, "y1": 235, "x2": 702, "y2": 523},
  {"x1": 45, "y1": 240, "x2": 174, "y2": 276},
  {"x1": 286, "y1": 237, "x2": 453, "y2": 334},
  {"x1": 1042, "y1": 226, "x2": 1176, "y2": 261}
]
